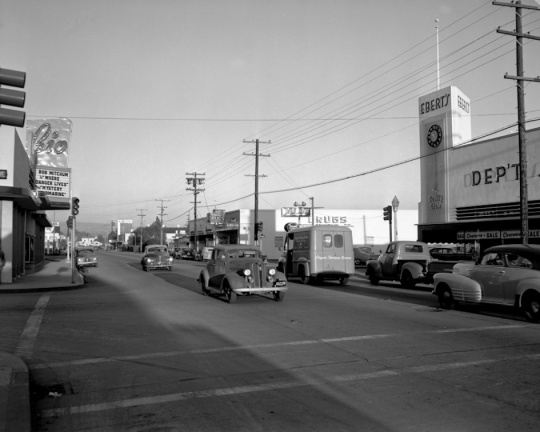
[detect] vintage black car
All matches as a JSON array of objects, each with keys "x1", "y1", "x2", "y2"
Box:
[
  {"x1": 75, "y1": 247, "x2": 98, "y2": 270},
  {"x1": 141, "y1": 245, "x2": 174, "y2": 271},
  {"x1": 198, "y1": 245, "x2": 287, "y2": 303}
]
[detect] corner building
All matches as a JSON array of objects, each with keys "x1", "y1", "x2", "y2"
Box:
[{"x1": 417, "y1": 86, "x2": 540, "y2": 250}]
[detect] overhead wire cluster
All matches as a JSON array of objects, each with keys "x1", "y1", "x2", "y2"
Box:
[{"x1": 73, "y1": 2, "x2": 540, "y2": 225}]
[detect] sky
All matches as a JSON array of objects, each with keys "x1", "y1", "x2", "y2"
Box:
[{"x1": 2, "y1": 0, "x2": 540, "y2": 232}]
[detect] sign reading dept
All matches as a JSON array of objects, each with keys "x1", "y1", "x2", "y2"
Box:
[{"x1": 36, "y1": 168, "x2": 70, "y2": 198}]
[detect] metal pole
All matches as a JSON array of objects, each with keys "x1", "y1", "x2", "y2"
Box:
[
  {"x1": 515, "y1": 2, "x2": 529, "y2": 244},
  {"x1": 255, "y1": 139, "x2": 259, "y2": 244},
  {"x1": 435, "y1": 18, "x2": 440, "y2": 90}
]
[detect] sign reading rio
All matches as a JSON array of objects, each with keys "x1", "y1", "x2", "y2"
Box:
[{"x1": 26, "y1": 118, "x2": 72, "y2": 169}]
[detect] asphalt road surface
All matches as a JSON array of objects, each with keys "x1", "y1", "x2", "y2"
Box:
[{"x1": 2, "y1": 250, "x2": 539, "y2": 431}]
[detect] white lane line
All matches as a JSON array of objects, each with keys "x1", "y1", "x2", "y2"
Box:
[
  {"x1": 30, "y1": 324, "x2": 525, "y2": 370},
  {"x1": 14, "y1": 293, "x2": 51, "y2": 360},
  {"x1": 40, "y1": 352, "x2": 540, "y2": 418}
]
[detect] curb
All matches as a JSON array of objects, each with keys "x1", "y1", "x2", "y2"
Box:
[{"x1": 0, "y1": 352, "x2": 30, "y2": 432}]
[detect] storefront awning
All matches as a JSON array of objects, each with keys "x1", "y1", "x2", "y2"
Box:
[
  {"x1": 33, "y1": 213, "x2": 52, "y2": 228},
  {"x1": 0, "y1": 186, "x2": 41, "y2": 209}
]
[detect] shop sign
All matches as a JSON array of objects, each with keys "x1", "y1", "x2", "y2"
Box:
[
  {"x1": 274, "y1": 236, "x2": 283, "y2": 248},
  {"x1": 35, "y1": 167, "x2": 70, "y2": 198},
  {"x1": 282, "y1": 207, "x2": 311, "y2": 217},
  {"x1": 458, "y1": 230, "x2": 540, "y2": 240},
  {"x1": 26, "y1": 118, "x2": 72, "y2": 168}
]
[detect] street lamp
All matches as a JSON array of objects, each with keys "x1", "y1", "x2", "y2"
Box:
[{"x1": 392, "y1": 196, "x2": 400, "y2": 241}]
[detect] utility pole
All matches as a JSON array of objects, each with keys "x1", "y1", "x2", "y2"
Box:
[
  {"x1": 494, "y1": 0, "x2": 540, "y2": 244},
  {"x1": 244, "y1": 139, "x2": 270, "y2": 244},
  {"x1": 156, "y1": 199, "x2": 169, "y2": 245},
  {"x1": 186, "y1": 172, "x2": 205, "y2": 252},
  {"x1": 136, "y1": 208, "x2": 147, "y2": 252}
]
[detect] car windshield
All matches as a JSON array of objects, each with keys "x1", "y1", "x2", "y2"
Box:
[{"x1": 148, "y1": 247, "x2": 167, "y2": 253}]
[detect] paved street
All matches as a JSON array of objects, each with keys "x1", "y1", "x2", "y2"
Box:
[{"x1": 2, "y1": 251, "x2": 539, "y2": 431}]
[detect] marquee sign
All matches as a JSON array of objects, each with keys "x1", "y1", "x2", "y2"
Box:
[{"x1": 35, "y1": 167, "x2": 70, "y2": 198}]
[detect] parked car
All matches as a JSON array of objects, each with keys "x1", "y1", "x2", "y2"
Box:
[
  {"x1": 75, "y1": 247, "x2": 98, "y2": 269},
  {"x1": 429, "y1": 247, "x2": 473, "y2": 261},
  {"x1": 198, "y1": 245, "x2": 287, "y2": 303},
  {"x1": 141, "y1": 245, "x2": 173, "y2": 272},
  {"x1": 433, "y1": 244, "x2": 540, "y2": 323},
  {"x1": 174, "y1": 247, "x2": 191, "y2": 259},
  {"x1": 353, "y1": 245, "x2": 376, "y2": 266},
  {"x1": 365, "y1": 241, "x2": 455, "y2": 289}
]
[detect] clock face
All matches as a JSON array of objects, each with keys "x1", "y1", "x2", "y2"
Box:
[{"x1": 427, "y1": 124, "x2": 443, "y2": 148}]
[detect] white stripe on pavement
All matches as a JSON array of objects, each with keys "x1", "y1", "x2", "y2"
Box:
[
  {"x1": 14, "y1": 293, "x2": 51, "y2": 360},
  {"x1": 40, "y1": 352, "x2": 540, "y2": 418},
  {"x1": 30, "y1": 324, "x2": 525, "y2": 370}
]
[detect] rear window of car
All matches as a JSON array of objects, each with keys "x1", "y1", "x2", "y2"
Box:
[{"x1": 404, "y1": 244, "x2": 424, "y2": 253}]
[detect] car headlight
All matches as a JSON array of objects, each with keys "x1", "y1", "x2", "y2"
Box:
[
  {"x1": 244, "y1": 269, "x2": 251, "y2": 276},
  {"x1": 269, "y1": 269, "x2": 276, "y2": 275}
]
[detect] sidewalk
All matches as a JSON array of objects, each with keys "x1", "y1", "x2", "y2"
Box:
[
  {"x1": 0, "y1": 255, "x2": 84, "y2": 294},
  {"x1": 1, "y1": 256, "x2": 84, "y2": 431}
]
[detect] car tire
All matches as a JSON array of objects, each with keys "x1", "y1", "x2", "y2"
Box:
[
  {"x1": 225, "y1": 288, "x2": 237, "y2": 304},
  {"x1": 273, "y1": 291, "x2": 285, "y2": 302},
  {"x1": 400, "y1": 271, "x2": 416, "y2": 289},
  {"x1": 339, "y1": 277, "x2": 349, "y2": 286},
  {"x1": 168, "y1": 266, "x2": 172, "y2": 271},
  {"x1": 299, "y1": 267, "x2": 311, "y2": 285},
  {"x1": 369, "y1": 275, "x2": 379, "y2": 285},
  {"x1": 522, "y1": 292, "x2": 540, "y2": 323},
  {"x1": 438, "y1": 285, "x2": 455, "y2": 309},
  {"x1": 200, "y1": 278, "x2": 209, "y2": 296}
]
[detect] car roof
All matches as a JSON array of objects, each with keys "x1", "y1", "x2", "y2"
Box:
[{"x1": 485, "y1": 244, "x2": 540, "y2": 260}]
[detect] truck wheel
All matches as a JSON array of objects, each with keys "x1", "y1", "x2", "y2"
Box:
[
  {"x1": 400, "y1": 271, "x2": 416, "y2": 289},
  {"x1": 299, "y1": 267, "x2": 311, "y2": 285},
  {"x1": 369, "y1": 275, "x2": 379, "y2": 285},
  {"x1": 438, "y1": 285, "x2": 455, "y2": 309},
  {"x1": 522, "y1": 292, "x2": 540, "y2": 323}
]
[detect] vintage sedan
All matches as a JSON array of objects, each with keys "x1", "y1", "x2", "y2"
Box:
[
  {"x1": 198, "y1": 245, "x2": 287, "y2": 303},
  {"x1": 141, "y1": 245, "x2": 173, "y2": 272},
  {"x1": 433, "y1": 244, "x2": 540, "y2": 322},
  {"x1": 75, "y1": 247, "x2": 98, "y2": 269}
]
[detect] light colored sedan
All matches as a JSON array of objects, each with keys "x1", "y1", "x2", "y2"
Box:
[{"x1": 433, "y1": 244, "x2": 540, "y2": 322}]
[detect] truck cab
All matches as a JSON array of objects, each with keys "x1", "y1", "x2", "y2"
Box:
[{"x1": 277, "y1": 225, "x2": 354, "y2": 285}]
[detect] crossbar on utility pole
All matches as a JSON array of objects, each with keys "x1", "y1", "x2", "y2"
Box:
[
  {"x1": 494, "y1": 0, "x2": 540, "y2": 244},
  {"x1": 186, "y1": 172, "x2": 205, "y2": 252},
  {"x1": 243, "y1": 139, "x2": 270, "y2": 244}
]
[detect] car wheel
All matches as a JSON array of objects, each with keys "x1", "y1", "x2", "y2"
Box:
[
  {"x1": 438, "y1": 285, "x2": 455, "y2": 309},
  {"x1": 200, "y1": 278, "x2": 209, "y2": 296},
  {"x1": 299, "y1": 267, "x2": 311, "y2": 285},
  {"x1": 339, "y1": 277, "x2": 349, "y2": 286},
  {"x1": 224, "y1": 282, "x2": 237, "y2": 304},
  {"x1": 168, "y1": 266, "x2": 172, "y2": 271},
  {"x1": 273, "y1": 291, "x2": 285, "y2": 302},
  {"x1": 400, "y1": 271, "x2": 416, "y2": 289},
  {"x1": 369, "y1": 275, "x2": 379, "y2": 285},
  {"x1": 522, "y1": 292, "x2": 540, "y2": 323}
]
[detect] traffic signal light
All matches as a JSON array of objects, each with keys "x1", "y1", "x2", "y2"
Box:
[
  {"x1": 254, "y1": 221, "x2": 263, "y2": 238},
  {"x1": 0, "y1": 68, "x2": 26, "y2": 127},
  {"x1": 72, "y1": 197, "x2": 80, "y2": 216},
  {"x1": 383, "y1": 205, "x2": 392, "y2": 222},
  {"x1": 66, "y1": 216, "x2": 73, "y2": 229}
]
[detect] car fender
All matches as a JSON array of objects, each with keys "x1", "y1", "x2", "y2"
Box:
[
  {"x1": 515, "y1": 278, "x2": 540, "y2": 307},
  {"x1": 400, "y1": 262, "x2": 425, "y2": 281},
  {"x1": 222, "y1": 272, "x2": 246, "y2": 290},
  {"x1": 365, "y1": 260, "x2": 382, "y2": 277},
  {"x1": 198, "y1": 268, "x2": 211, "y2": 288},
  {"x1": 433, "y1": 272, "x2": 482, "y2": 303}
]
